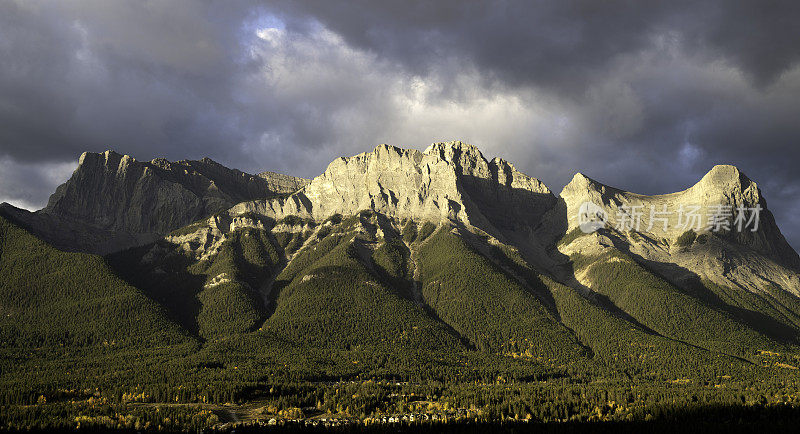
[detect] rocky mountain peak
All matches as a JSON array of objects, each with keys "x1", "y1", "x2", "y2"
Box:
[
  {"x1": 561, "y1": 164, "x2": 760, "y2": 213},
  {"x1": 559, "y1": 163, "x2": 799, "y2": 273},
  {"x1": 689, "y1": 164, "x2": 760, "y2": 204},
  {"x1": 423, "y1": 140, "x2": 485, "y2": 158},
  {"x1": 35, "y1": 151, "x2": 307, "y2": 252},
  {"x1": 700, "y1": 164, "x2": 747, "y2": 184},
  {"x1": 562, "y1": 172, "x2": 607, "y2": 196},
  {"x1": 423, "y1": 140, "x2": 491, "y2": 178},
  {"x1": 77, "y1": 149, "x2": 131, "y2": 171},
  {"x1": 10, "y1": 144, "x2": 800, "y2": 276},
  {"x1": 230, "y1": 142, "x2": 559, "y2": 271},
  {"x1": 569, "y1": 172, "x2": 592, "y2": 185},
  {"x1": 234, "y1": 141, "x2": 554, "y2": 229}
]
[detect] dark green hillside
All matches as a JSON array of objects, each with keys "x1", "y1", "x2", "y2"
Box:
[
  {"x1": 370, "y1": 238, "x2": 413, "y2": 297},
  {"x1": 481, "y1": 240, "x2": 755, "y2": 378},
  {"x1": 699, "y1": 279, "x2": 800, "y2": 333},
  {"x1": 195, "y1": 228, "x2": 280, "y2": 337},
  {"x1": 545, "y1": 277, "x2": 752, "y2": 379},
  {"x1": 0, "y1": 216, "x2": 189, "y2": 347},
  {"x1": 261, "y1": 231, "x2": 465, "y2": 351},
  {"x1": 271, "y1": 230, "x2": 348, "y2": 285},
  {"x1": 415, "y1": 226, "x2": 588, "y2": 360},
  {"x1": 109, "y1": 227, "x2": 281, "y2": 339},
  {"x1": 576, "y1": 251, "x2": 785, "y2": 358}
]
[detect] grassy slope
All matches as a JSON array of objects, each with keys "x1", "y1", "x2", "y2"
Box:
[{"x1": 0, "y1": 216, "x2": 189, "y2": 347}]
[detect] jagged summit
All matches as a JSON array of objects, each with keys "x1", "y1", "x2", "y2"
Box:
[
  {"x1": 424, "y1": 140, "x2": 489, "y2": 172},
  {"x1": 701, "y1": 163, "x2": 748, "y2": 182},
  {"x1": 570, "y1": 172, "x2": 591, "y2": 183},
  {"x1": 563, "y1": 164, "x2": 756, "y2": 200},
  {"x1": 227, "y1": 144, "x2": 800, "y2": 276},
  {"x1": 423, "y1": 139, "x2": 483, "y2": 155},
  {"x1": 693, "y1": 164, "x2": 757, "y2": 198},
  {"x1": 13, "y1": 150, "x2": 305, "y2": 253},
  {"x1": 47, "y1": 151, "x2": 266, "y2": 233},
  {"x1": 558, "y1": 163, "x2": 799, "y2": 297},
  {"x1": 561, "y1": 172, "x2": 622, "y2": 199},
  {"x1": 233, "y1": 141, "x2": 554, "y2": 236},
  {"x1": 560, "y1": 164, "x2": 789, "y2": 251}
]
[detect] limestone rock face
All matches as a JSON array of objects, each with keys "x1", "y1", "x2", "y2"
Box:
[
  {"x1": 258, "y1": 171, "x2": 310, "y2": 193},
  {"x1": 560, "y1": 165, "x2": 799, "y2": 269},
  {"x1": 233, "y1": 141, "x2": 556, "y2": 235},
  {"x1": 558, "y1": 164, "x2": 800, "y2": 296},
  {"x1": 43, "y1": 150, "x2": 307, "y2": 235},
  {"x1": 230, "y1": 143, "x2": 800, "y2": 291},
  {"x1": 6, "y1": 150, "x2": 307, "y2": 253}
]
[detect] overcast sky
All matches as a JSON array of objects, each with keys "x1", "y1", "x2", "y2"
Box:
[{"x1": 1, "y1": 0, "x2": 799, "y2": 249}]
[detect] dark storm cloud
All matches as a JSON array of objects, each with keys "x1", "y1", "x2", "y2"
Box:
[
  {"x1": 278, "y1": 0, "x2": 800, "y2": 91},
  {"x1": 1, "y1": 0, "x2": 799, "y2": 249},
  {"x1": 0, "y1": 0, "x2": 252, "y2": 163}
]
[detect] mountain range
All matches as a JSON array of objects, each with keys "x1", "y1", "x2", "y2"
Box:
[{"x1": 2, "y1": 141, "x2": 800, "y2": 429}]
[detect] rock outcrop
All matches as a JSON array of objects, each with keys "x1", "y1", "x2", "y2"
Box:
[
  {"x1": 8, "y1": 150, "x2": 308, "y2": 253},
  {"x1": 232, "y1": 142, "x2": 556, "y2": 248},
  {"x1": 229, "y1": 143, "x2": 800, "y2": 290},
  {"x1": 558, "y1": 164, "x2": 800, "y2": 296},
  {"x1": 0, "y1": 202, "x2": 159, "y2": 254},
  {"x1": 258, "y1": 171, "x2": 310, "y2": 193},
  {"x1": 43, "y1": 150, "x2": 307, "y2": 234},
  {"x1": 560, "y1": 164, "x2": 800, "y2": 270}
]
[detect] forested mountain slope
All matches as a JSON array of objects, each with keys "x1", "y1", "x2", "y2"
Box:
[{"x1": 0, "y1": 215, "x2": 190, "y2": 347}]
